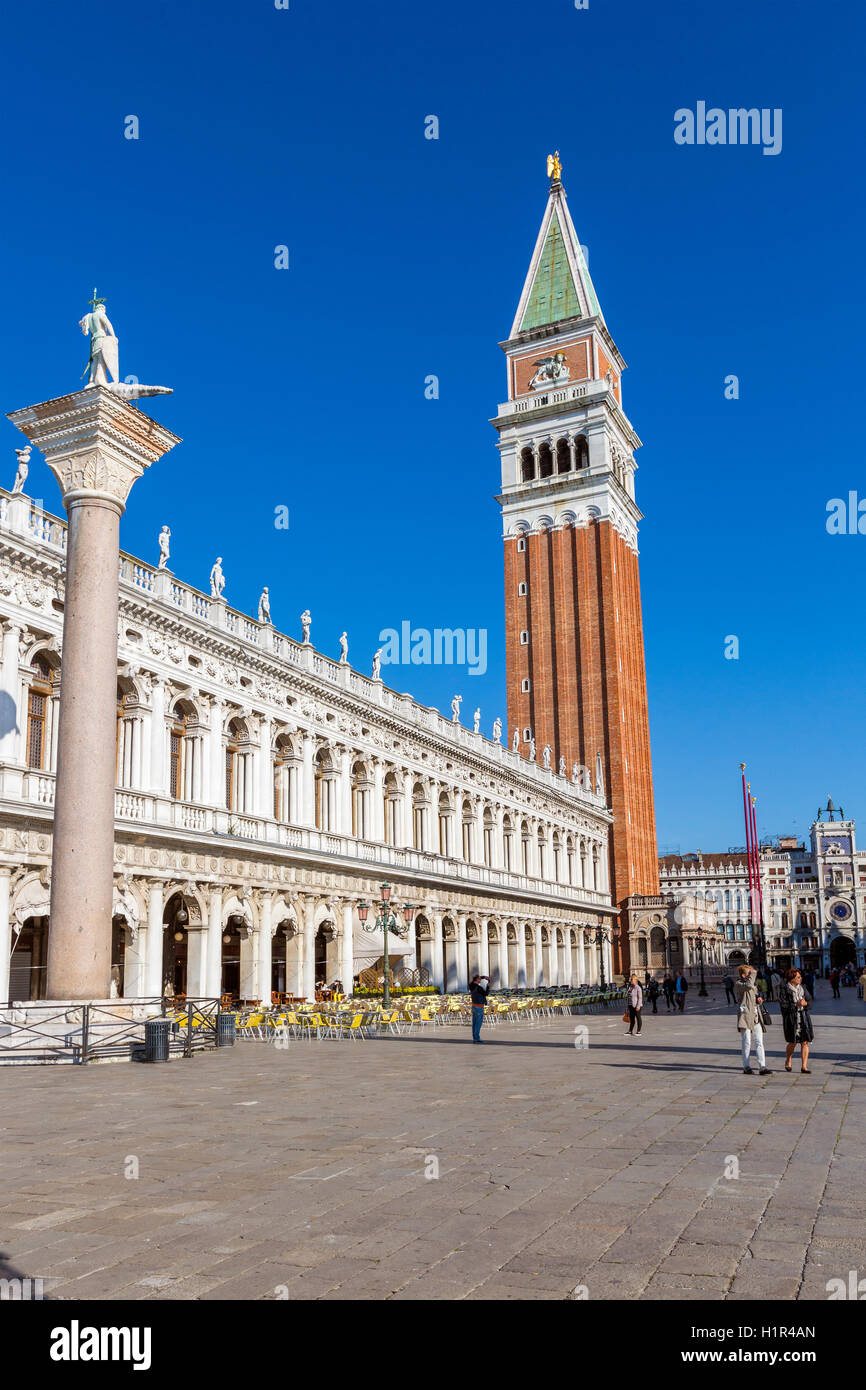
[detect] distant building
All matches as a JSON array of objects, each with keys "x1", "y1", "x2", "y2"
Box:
[{"x1": 657, "y1": 798, "x2": 866, "y2": 974}]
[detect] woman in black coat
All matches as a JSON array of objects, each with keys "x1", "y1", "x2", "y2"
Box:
[{"x1": 778, "y1": 967, "x2": 813, "y2": 1073}]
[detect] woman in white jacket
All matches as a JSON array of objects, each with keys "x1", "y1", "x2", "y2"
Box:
[{"x1": 734, "y1": 964, "x2": 771, "y2": 1076}]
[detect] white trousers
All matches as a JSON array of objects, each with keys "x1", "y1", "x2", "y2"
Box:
[{"x1": 741, "y1": 1027, "x2": 765, "y2": 1068}]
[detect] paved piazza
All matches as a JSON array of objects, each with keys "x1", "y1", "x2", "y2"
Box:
[{"x1": 1, "y1": 984, "x2": 863, "y2": 1303}]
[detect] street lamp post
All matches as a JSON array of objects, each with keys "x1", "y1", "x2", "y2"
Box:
[
  {"x1": 357, "y1": 882, "x2": 414, "y2": 1009},
  {"x1": 590, "y1": 923, "x2": 619, "y2": 990}
]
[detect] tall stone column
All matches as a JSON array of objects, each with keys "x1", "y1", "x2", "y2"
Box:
[
  {"x1": 258, "y1": 893, "x2": 274, "y2": 1003},
  {"x1": 517, "y1": 924, "x2": 528, "y2": 988},
  {"x1": 206, "y1": 887, "x2": 223, "y2": 998},
  {"x1": 0, "y1": 868, "x2": 12, "y2": 1004},
  {"x1": 340, "y1": 901, "x2": 355, "y2": 991},
  {"x1": 145, "y1": 882, "x2": 165, "y2": 997},
  {"x1": 9, "y1": 388, "x2": 179, "y2": 999}
]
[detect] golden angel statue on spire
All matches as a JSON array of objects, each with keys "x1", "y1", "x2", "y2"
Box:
[{"x1": 547, "y1": 150, "x2": 562, "y2": 184}]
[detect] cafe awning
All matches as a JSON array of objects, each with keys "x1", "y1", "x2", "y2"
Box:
[{"x1": 352, "y1": 925, "x2": 412, "y2": 966}]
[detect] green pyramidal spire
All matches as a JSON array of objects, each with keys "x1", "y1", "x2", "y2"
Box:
[{"x1": 511, "y1": 173, "x2": 605, "y2": 337}]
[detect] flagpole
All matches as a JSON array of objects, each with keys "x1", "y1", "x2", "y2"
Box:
[
  {"x1": 750, "y1": 792, "x2": 767, "y2": 971},
  {"x1": 740, "y1": 764, "x2": 757, "y2": 959}
]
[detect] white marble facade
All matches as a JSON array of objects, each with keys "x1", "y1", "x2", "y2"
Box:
[{"x1": 0, "y1": 487, "x2": 615, "y2": 1003}]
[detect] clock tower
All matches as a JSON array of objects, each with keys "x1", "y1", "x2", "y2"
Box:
[{"x1": 493, "y1": 158, "x2": 660, "y2": 966}]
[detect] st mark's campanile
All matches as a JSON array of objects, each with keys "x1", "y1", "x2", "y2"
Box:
[{"x1": 493, "y1": 156, "x2": 660, "y2": 970}]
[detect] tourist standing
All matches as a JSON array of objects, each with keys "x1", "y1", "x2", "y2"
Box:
[
  {"x1": 830, "y1": 968, "x2": 841, "y2": 999},
  {"x1": 469, "y1": 974, "x2": 489, "y2": 1044},
  {"x1": 858, "y1": 968, "x2": 866, "y2": 1002},
  {"x1": 734, "y1": 964, "x2": 771, "y2": 1076},
  {"x1": 778, "y1": 968, "x2": 813, "y2": 1074},
  {"x1": 674, "y1": 972, "x2": 688, "y2": 1012},
  {"x1": 647, "y1": 978, "x2": 660, "y2": 1014},
  {"x1": 662, "y1": 973, "x2": 675, "y2": 1011},
  {"x1": 723, "y1": 973, "x2": 735, "y2": 1005},
  {"x1": 625, "y1": 974, "x2": 643, "y2": 1035}
]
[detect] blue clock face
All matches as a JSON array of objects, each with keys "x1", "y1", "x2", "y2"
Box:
[{"x1": 831, "y1": 902, "x2": 852, "y2": 921}]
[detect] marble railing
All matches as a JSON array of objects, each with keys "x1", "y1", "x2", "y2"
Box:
[{"x1": 4, "y1": 767, "x2": 610, "y2": 909}]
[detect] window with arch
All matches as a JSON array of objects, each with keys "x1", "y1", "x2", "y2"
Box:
[
  {"x1": 413, "y1": 781, "x2": 429, "y2": 851},
  {"x1": 519, "y1": 630, "x2": 529, "y2": 645},
  {"x1": 556, "y1": 438, "x2": 571, "y2": 473},
  {"x1": 566, "y1": 834, "x2": 575, "y2": 885},
  {"x1": 516, "y1": 537, "x2": 526, "y2": 552},
  {"x1": 520, "y1": 447, "x2": 535, "y2": 482},
  {"x1": 438, "y1": 790, "x2": 453, "y2": 857},
  {"x1": 724, "y1": 889, "x2": 732, "y2": 912},
  {"x1": 521, "y1": 678, "x2": 531, "y2": 693},
  {"x1": 575, "y1": 435, "x2": 589, "y2": 469},
  {"x1": 517, "y1": 581, "x2": 528, "y2": 596},
  {"x1": 502, "y1": 814, "x2": 514, "y2": 871},
  {"x1": 538, "y1": 443, "x2": 553, "y2": 478},
  {"x1": 273, "y1": 733, "x2": 298, "y2": 823},
  {"x1": 226, "y1": 717, "x2": 253, "y2": 814},
  {"x1": 314, "y1": 748, "x2": 339, "y2": 832},
  {"x1": 352, "y1": 761, "x2": 372, "y2": 839},
  {"x1": 483, "y1": 807, "x2": 495, "y2": 867},
  {"x1": 26, "y1": 653, "x2": 54, "y2": 771},
  {"x1": 168, "y1": 699, "x2": 201, "y2": 802},
  {"x1": 461, "y1": 797, "x2": 475, "y2": 862},
  {"x1": 383, "y1": 770, "x2": 400, "y2": 846},
  {"x1": 552, "y1": 831, "x2": 561, "y2": 882},
  {"x1": 521, "y1": 820, "x2": 531, "y2": 876},
  {"x1": 537, "y1": 827, "x2": 546, "y2": 880}
]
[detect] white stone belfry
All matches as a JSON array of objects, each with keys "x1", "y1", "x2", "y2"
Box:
[{"x1": 7, "y1": 386, "x2": 180, "y2": 999}]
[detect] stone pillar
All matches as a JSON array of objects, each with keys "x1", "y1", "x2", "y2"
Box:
[
  {"x1": 10, "y1": 388, "x2": 179, "y2": 999},
  {"x1": 455, "y1": 914, "x2": 469, "y2": 992},
  {"x1": 478, "y1": 923, "x2": 490, "y2": 981},
  {"x1": 548, "y1": 927, "x2": 559, "y2": 986},
  {"x1": 340, "y1": 901, "x2": 354, "y2": 992},
  {"x1": 0, "y1": 868, "x2": 12, "y2": 1003},
  {"x1": 498, "y1": 925, "x2": 510, "y2": 990},
  {"x1": 258, "y1": 893, "x2": 274, "y2": 1003},
  {"x1": 302, "y1": 897, "x2": 316, "y2": 1000},
  {"x1": 145, "y1": 882, "x2": 164, "y2": 998},
  {"x1": 149, "y1": 679, "x2": 166, "y2": 794},
  {"x1": 258, "y1": 715, "x2": 273, "y2": 819},
  {"x1": 431, "y1": 911, "x2": 444, "y2": 992},
  {"x1": 0, "y1": 622, "x2": 21, "y2": 764},
  {"x1": 206, "y1": 887, "x2": 223, "y2": 998},
  {"x1": 517, "y1": 925, "x2": 528, "y2": 989}
]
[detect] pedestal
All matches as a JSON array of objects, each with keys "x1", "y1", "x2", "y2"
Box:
[{"x1": 8, "y1": 388, "x2": 180, "y2": 1000}]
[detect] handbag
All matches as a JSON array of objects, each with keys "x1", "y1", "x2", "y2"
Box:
[
  {"x1": 757, "y1": 1000, "x2": 772, "y2": 1028},
  {"x1": 622, "y1": 1010, "x2": 630, "y2": 1022}
]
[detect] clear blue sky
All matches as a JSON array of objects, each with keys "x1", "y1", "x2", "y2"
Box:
[{"x1": 1, "y1": 0, "x2": 863, "y2": 851}]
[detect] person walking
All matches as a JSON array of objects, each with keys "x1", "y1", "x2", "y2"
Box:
[
  {"x1": 647, "y1": 978, "x2": 660, "y2": 1014},
  {"x1": 858, "y1": 968, "x2": 866, "y2": 1002},
  {"x1": 734, "y1": 964, "x2": 771, "y2": 1075},
  {"x1": 778, "y1": 967, "x2": 813, "y2": 1073},
  {"x1": 674, "y1": 972, "x2": 688, "y2": 1013},
  {"x1": 625, "y1": 974, "x2": 643, "y2": 1035},
  {"x1": 830, "y1": 967, "x2": 841, "y2": 999},
  {"x1": 723, "y1": 973, "x2": 736, "y2": 1005},
  {"x1": 662, "y1": 973, "x2": 675, "y2": 1012},
  {"x1": 468, "y1": 973, "x2": 489, "y2": 1043}
]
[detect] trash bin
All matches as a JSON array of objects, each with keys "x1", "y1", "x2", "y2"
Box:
[
  {"x1": 216, "y1": 1011, "x2": 236, "y2": 1047},
  {"x1": 144, "y1": 1017, "x2": 172, "y2": 1062}
]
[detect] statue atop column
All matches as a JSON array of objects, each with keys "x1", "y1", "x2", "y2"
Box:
[
  {"x1": 542, "y1": 743, "x2": 552, "y2": 770},
  {"x1": 473, "y1": 707, "x2": 481, "y2": 734},
  {"x1": 78, "y1": 289, "x2": 172, "y2": 399},
  {"x1": 12, "y1": 446, "x2": 30, "y2": 494},
  {"x1": 492, "y1": 716, "x2": 502, "y2": 744},
  {"x1": 157, "y1": 525, "x2": 171, "y2": 569},
  {"x1": 371, "y1": 648, "x2": 382, "y2": 680},
  {"x1": 258, "y1": 587, "x2": 271, "y2": 624},
  {"x1": 339, "y1": 632, "x2": 349, "y2": 664},
  {"x1": 300, "y1": 610, "x2": 311, "y2": 643},
  {"x1": 451, "y1": 694, "x2": 462, "y2": 723}
]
